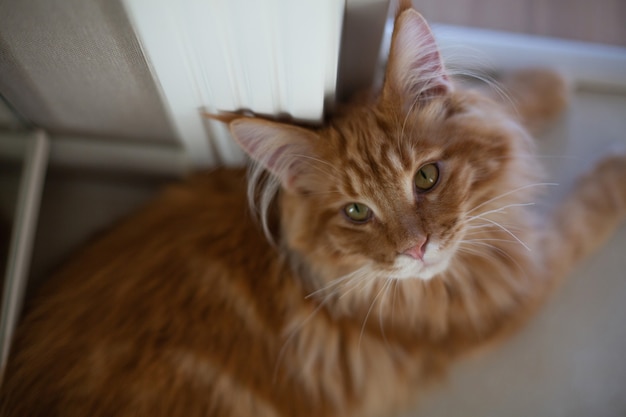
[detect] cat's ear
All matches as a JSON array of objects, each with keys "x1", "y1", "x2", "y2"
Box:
[
  {"x1": 229, "y1": 118, "x2": 317, "y2": 192},
  {"x1": 381, "y1": 9, "x2": 452, "y2": 109}
]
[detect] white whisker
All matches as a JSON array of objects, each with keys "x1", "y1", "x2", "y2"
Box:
[
  {"x1": 358, "y1": 280, "x2": 389, "y2": 352},
  {"x1": 277, "y1": 265, "x2": 373, "y2": 382},
  {"x1": 460, "y1": 238, "x2": 519, "y2": 244},
  {"x1": 457, "y1": 241, "x2": 525, "y2": 275},
  {"x1": 467, "y1": 183, "x2": 558, "y2": 215},
  {"x1": 466, "y1": 202, "x2": 535, "y2": 222},
  {"x1": 469, "y1": 217, "x2": 531, "y2": 251},
  {"x1": 464, "y1": 221, "x2": 524, "y2": 232},
  {"x1": 378, "y1": 279, "x2": 394, "y2": 349},
  {"x1": 273, "y1": 297, "x2": 328, "y2": 383},
  {"x1": 391, "y1": 278, "x2": 400, "y2": 328}
]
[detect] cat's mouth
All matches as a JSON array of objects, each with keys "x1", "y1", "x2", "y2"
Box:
[{"x1": 389, "y1": 249, "x2": 451, "y2": 281}]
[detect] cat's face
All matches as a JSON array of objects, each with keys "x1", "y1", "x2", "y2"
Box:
[
  {"x1": 230, "y1": 9, "x2": 533, "y2": 289},
  {"x1": 279, "y1": 92, "x2": 519, "y2": 282}
]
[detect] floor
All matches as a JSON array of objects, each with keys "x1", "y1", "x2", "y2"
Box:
[{"x1": 28, "y1": 171, "x2": 162, "y2": 293}]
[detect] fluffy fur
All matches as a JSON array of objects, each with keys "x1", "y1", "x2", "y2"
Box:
[{"x1": 2, "y1": 5, "x2": 625, "y2": 417}]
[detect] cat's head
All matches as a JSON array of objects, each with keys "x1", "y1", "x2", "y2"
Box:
[{"x1": 229, "y1": 8, "x2": 537, "y2": 292}]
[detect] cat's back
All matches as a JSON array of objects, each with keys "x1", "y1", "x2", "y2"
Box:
[{"x1": 0, "y1": 168, "x2": 286, "y2": 417}]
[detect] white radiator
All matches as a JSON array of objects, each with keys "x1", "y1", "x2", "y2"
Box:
[{"x1": 123, "y1": 0, "x2": 345, "y2": 166}]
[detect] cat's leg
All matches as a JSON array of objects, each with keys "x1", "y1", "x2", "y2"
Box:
[{"x1": 542, "y1": 151, "x2": 626, "y2": 281}]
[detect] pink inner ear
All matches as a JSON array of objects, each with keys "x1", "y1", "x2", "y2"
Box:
[
  {"x1": 385, "y1": 9, "x2": 451, "y2": 101},
  {"x1": 229, "y1": 118, "x2": 316, "y2": 192},
  {"x1": 264, "y1": 144, "x2": 306, "y2": 191}
]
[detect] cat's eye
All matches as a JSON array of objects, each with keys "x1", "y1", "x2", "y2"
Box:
[
  {"x1": 414, "y1": 163, "x2": 440, "y2": 191},
  {"x1": 343, "y1": 203, "x2": 372, "y2": 223}
]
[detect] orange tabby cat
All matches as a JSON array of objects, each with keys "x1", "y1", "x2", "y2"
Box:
[{"x1": 2, "y1": 4, "x2": 625, "y2": 417}]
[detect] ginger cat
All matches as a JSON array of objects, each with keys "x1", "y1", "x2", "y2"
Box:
[{"x1": 2, "y1": 3, "x2": 625, "y2": 417}]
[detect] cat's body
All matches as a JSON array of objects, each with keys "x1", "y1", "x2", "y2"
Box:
[{"x1": 2, "y1": 5, "x2": 626, "y2": 417}]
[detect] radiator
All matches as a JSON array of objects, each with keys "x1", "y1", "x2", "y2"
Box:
[{"x1": 123, "y1": 0, "x2": 346, "y2": 166}]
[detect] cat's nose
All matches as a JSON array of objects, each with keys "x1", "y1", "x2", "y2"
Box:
[{"x1": 402, "y1": 236, "x2": 428, "y2": 260}]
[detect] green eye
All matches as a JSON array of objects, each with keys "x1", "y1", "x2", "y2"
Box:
[
  {"x1": 414, "y1": 163, "x2": 440, "y2": 191},
  {"x1": 343, "y1": 203, "x2": 372, "y2": 223}
]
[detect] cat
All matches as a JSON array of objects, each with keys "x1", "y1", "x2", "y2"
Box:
[{"x1": 2, "y1": 3, "x2": 625, "y2": 417}]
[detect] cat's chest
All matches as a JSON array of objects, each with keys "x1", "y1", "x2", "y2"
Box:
[{"x1": 283, "y1": 309, "x2": 428, "y2": 416}]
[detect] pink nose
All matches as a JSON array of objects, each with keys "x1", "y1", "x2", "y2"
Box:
[{"x1": 402, "y1": 236, "x2": 428, "y2": 260}]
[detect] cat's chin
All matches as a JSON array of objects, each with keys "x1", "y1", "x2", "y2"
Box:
[{"x1": 388, "y1": 254, "x2": 451, "y2": 281}]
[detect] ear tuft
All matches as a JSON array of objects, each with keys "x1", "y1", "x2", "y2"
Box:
[
  {"x1": 382, "y1": 9, "x2": 452, "y2": 109},
  {"x1": 229, "y1": 118, "x2": 317, "y2": 192}
]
